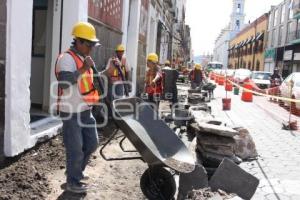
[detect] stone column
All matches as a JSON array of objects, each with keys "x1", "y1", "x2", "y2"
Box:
[{"x1": 0, "y1": 0, "x2": 6, "y2": 162}]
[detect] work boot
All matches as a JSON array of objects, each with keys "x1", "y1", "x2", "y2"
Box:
[{"x1": 66, "y1": 182, "x2": 88, "y2": 194}]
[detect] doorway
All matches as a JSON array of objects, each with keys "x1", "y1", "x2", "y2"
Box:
[{"x1": 30, "y1": 0, "x2": 51, "y2": 124}]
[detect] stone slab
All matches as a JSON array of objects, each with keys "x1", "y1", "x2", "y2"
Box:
[
  {"x1": 196, "y1": 121, "x2": 238, "y2": 138},
  {"x1": 209, "y1": 158, "x2": 259, "y2": 200},
  {"x1": 177, "y1": 164, "x2": 208, "y2": 200}
]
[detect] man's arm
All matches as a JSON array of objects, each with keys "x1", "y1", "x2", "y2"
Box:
[{"x1": 57, "y1": 71, "x2": 80, "y2": 89}]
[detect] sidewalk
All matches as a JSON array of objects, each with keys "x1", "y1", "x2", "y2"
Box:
[{"x1": 210, "y1": 85, "x2": 300, "y2": 200}]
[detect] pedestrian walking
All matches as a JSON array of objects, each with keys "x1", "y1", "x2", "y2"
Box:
[
  {"x1": 106, "y1": 44, "x2": 131, "y2": 101},
  {"x1": 144, "y1": 53, "x2": 163, "y2": 112},
  {"x1": 55, "y1": 21, "x2": 100, "y2": 193}
]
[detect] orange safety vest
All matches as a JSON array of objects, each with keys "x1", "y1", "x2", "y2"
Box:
[
  {"x1": 55, "y1": 49, "x2": 100, "y2": 111},
  {"x1": 145, "y1": 70, "x2": 163, "y2": 95}
]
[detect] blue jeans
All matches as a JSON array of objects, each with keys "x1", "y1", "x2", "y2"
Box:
[{"x1": 60, "y1": 110, "x2": 99, "y2": 184}]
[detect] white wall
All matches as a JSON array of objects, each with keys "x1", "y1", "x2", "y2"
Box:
[
  {"x1": 61, "y1": 0, "x2": 88, "y2": 52},
  {"x1": 126, "y1": 0, "x2": 141, "y2": 96},
  {"x1": 5, "y1": 0, "x2": 33, "y2": 156},
  {"x1": 147, "y1": 4, "x2": 158, "y2": 54},
  {"x1": 122, "y1": 0, "x2": 130, "y2": 46},
  {"x1": 5, "y1": 0, "x2": 89, "y2": 157}
]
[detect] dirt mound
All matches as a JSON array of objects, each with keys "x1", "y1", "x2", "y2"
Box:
[{"x1": 0, "y1": 137, "x2": 65, "y2": 200}]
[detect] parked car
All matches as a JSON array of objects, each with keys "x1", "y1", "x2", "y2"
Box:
[
  {"x1": 225, "y1": 69, "x2": 235, "y2": 78},
  {"x1": 233, "y1": 69, "x2": 252, "y2": 84},
  {"x1": 251, "y1": 71, "x2": 271, "y2": 89},
  {"x1": 279, "y1": 72, "x2": 300, "y2": 112}
]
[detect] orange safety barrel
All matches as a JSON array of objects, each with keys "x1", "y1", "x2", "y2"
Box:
[
  {"x1": 218, "y1": 75, "x2": 225, "y2": 86},
  {"x1": 225, "y1": 79, "x2": 233, "y2": 91},
  {"x1": 215, "y1": 74, "x2": 219, "y2": 83},
  {"x1": 210, "y1": 72, "x2": 215, "y2": 80},
  {"x1": 241, "y1": 82, "x2": 253, "y2": 102}
]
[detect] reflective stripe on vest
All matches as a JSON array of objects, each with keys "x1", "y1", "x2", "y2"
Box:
[{"x1": 111, "y1": 65, "x2": 127, "y2": 79}]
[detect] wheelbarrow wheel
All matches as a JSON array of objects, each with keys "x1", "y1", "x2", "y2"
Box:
[{"x1": 140, "y1": 167, "x2": 176, "y2": 200}]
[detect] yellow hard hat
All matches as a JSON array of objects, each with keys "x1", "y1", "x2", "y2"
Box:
[
  {"x1": 72, "y1": 22, "x2": 99, "y2": 43},
  {"x1": 195, "y1": 63, "x2": 202, "y2": 70},
  {"x1": 116, "y1": 44, "x2": 125, "y2": 51},
  {"x1": 165, "y1": 60, "x2": 170, "y2": 65},
  {"x1": 147, "y1": 53, "x2": 159, "y2": 63}
]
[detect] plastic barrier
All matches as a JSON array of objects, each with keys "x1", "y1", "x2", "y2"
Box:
[
  {"x1": 241, "y1": 82, "x2": 253, "y2": 102},
  {"x1": 215, "y1": 75, "x2": 219, "y2": 84},
  {"x1": 225, "y1": 79, "x2": 233, "y2": 91},
  {"x1": 222, "y1": 98, "x2": 231, "y2": 110},
  {"x1": 218, "y1": 76, "x2": 225, "y2": 86}
]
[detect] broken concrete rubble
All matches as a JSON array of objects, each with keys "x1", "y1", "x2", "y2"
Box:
[
  {"x1": 188, "y1": 93, "x2": 207, "y2": 104},
  {"x1": 209, "y1": 158, "x2": 259, "y2": 200},
  {"x1": 177, "y1": 165, "x2": 209, "y2": 200},
  {"x1": 185, "y1": 187, "x2": 241, "y2": 200},
  {"x1": 233, "y1": 127, "x2": 258, "y2": 160}
]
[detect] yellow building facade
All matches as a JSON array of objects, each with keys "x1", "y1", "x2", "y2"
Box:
[{"x1": 228, "y1": 13, "x2": 268, "y2": 71}]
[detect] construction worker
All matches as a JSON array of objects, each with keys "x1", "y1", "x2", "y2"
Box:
[
  {"x1": 162, "y1": 60, "x2": 179, "y2": 105},
  {"x1": 144, "y1": 53, "x2": 163, "y2": 112},
  {"x1": 189, "y1": 63, "x2": 205, "y2": 89},
  {"x1": 106, "y1": 44, "x2": 130, "y2": 101},
  {"x1": 164, "y1": 60, "x2": 171, "y2": 67},
  {"x1": 55, "y1": 22, "x2": 100, "y2": 194}
]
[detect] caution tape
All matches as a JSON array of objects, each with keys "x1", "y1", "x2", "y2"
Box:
[{"x1": 211, "y1": 73, "x2": 300, "y2": 103}]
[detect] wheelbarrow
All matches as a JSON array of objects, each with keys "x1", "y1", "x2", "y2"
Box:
[{"x1": 100, "y1": 97, "x2": 195, "y2": 200}]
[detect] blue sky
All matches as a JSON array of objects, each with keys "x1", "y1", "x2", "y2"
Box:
[{"x1": 186, "y1": 0, "x2": 284, "y2": 56}]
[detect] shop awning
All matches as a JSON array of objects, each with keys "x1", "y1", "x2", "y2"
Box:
[
  {"x1": 256, "y1": 32, "x2": 264, "y2": 40},
  {"x1": 251, "y1": 35, "x2": 257, "y2": 42},
  {"x1": 246, "y1": 37, "x2": 253, "y2": 44},
  {"x1": 228, "y1": 44, "x2": 235, "y2": 50}
]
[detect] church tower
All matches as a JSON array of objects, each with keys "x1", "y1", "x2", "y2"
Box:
[{"x1": 230, "y1": 0, "x2": 245, "y2": 31}]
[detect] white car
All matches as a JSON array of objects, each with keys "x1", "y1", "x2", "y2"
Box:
[
  {"x1": 233, "y1": 69, "x2": 252, "y2": 84},
  {"x1": 225, "y1": 69, "x2": 235, "y2": 78},
  {"x1": 279, "y1": 72, "x2": 300, "y2": 111},
  {"x1": 251, "y1": 71, "x2": 271, "y2": 89}
]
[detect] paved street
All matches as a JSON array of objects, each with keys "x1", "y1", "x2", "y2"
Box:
[{"x1": 209, "y1": 85, "x2": 300, "y2": 200}]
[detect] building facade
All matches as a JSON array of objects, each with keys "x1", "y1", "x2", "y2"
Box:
[
  {"x1": 264, "y1": 0, "x2": 296, "y2": 77},
  {"x1": 0, "y1": 0, "x2": 190, "y2": 160},
  {"x1": 213, "y1": 0, "x2": 246, "y2": 68},
  {"x1": 228, "y1": 13, "x2": 268, "y2": 71}
]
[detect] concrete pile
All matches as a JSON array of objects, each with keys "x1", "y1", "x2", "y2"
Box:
[{"x1": 188, "y1": 106, "x2": 258, "y2": 169}]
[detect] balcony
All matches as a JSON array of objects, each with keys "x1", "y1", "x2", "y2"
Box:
[{"x1": 289, "y1": 30, "x2": 300, "y2": 44}]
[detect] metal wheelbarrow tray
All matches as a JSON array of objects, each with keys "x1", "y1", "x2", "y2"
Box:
[{"x1": 100, "y1": 97, "x2": 195, "y2": 200}]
